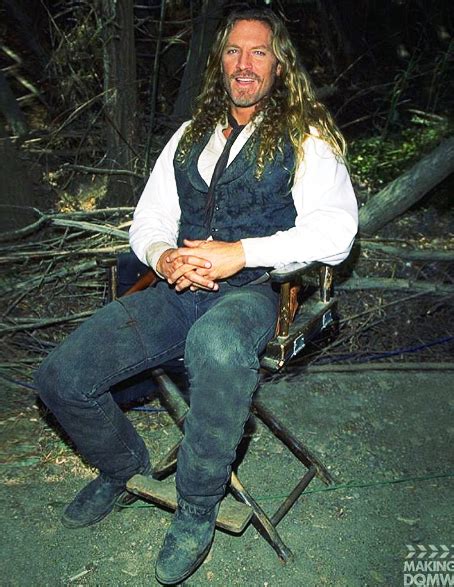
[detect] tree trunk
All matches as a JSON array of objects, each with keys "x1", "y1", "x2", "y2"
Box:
[
  {"x1": 359, "y1": 136, "x2": 454, "y2": 235},
  {"x1": 172, "y1": 0, "x2": 225, "y2": 121},
  {"x1": 102, "y1": 0, "x2": 137, "y2": 206},
  {"x1": 3, "y1": 0, "x2": 48, "y2": 71},
  {"x1": 0, "y1": 132, "x2": 41, "y2": 231},
  {"x1": 0, "y1": 71, "x2": 28, "y2": 137}
]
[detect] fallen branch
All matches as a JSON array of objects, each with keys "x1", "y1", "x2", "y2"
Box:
[
  {"x1": 359, "y1": 136, "x2": 454, "y2": 234},
  {"x1": 10, "y1": 259, "x2": 98, "y2": 291},
  {"x1": 0, "y1": 244, "x2": 129, "y2": 264},
  {"x1": 0, "y1": 207, "x2": 133, "y2": 242},
  {"x1": 0, "y1": 310, "x2": 94, "y2": 335},
  {"x1": 53, "y1": 207, "x2": 134, "y2": 219},
  {"x1": 337, "y1": 276, "x2": 454, "y2": 295},
  {"x1": 0, "y1": 208, "x2": 46, "y2": 242},
  {"x1": 61, "y1": 163, "x2": 144, "y2": 178},
  {"x1": 51, "y1": 218, "x2": 129, "y2": 240},
  {"x1": 358, "y1": 240, "x2": 454, "y2": 261},
  {"x1": 305, "y1": 362, "x2": 454, "y2": 373}
]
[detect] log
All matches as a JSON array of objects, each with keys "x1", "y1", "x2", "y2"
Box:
[
  {"x1": 357, "y1": 240, "x2": 454, "y2": 261},
  {"x1": 305, "y1": 362, "x2": 454, "y2": 373},
  {"x1": 359, "y1": 136, "x2": 454, "y2": 234},
  {"x1": 337, "y1": 276, "x2": 454, "y2": 296}
]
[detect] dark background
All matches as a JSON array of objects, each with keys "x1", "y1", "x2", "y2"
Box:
[{"x1": 1, "y1": 0, "x2": 452, "y2": 207}]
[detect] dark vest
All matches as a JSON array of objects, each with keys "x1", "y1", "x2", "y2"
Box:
[{"x1": 174, "y1": 131, "x2": 297, "y2": 286}]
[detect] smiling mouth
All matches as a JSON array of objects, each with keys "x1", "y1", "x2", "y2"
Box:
[{"x1": 232, "y1": 75, "x2": 260, "y2": 86}]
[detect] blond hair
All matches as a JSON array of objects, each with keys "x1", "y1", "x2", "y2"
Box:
[{"x1": 177, "y1": 8, "x2": 345, "y2": 178}]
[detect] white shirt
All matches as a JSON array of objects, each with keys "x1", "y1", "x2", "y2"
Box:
[{"x1": 129, "y1": 120, "x2": 358, "y2": 273}]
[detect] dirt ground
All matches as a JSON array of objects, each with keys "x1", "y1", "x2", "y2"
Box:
[{"x1": 1, "y1": 368, "x2": 453, "y2": 586}]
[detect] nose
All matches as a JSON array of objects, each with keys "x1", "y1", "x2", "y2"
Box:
[{"x1": 236, "y1": 50, "x2": 252, "y2": 70}]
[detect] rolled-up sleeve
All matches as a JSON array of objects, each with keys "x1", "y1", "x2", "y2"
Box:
[{"x1": 241, "y1": 135, "x2": 358, "y2": 268}]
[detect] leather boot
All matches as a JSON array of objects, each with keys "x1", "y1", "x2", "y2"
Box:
[
  {"x1": 61, "y1": 465, "x2": 151, "y2": 528},
  {"x1": 155, "y1": 497, "x2": 220, "y2": 585}
]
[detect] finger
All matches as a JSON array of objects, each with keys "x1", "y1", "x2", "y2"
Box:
[
  {"x1": 169, "y1": 263, "x2": 210, "y2": 284},
  {"x1": 174, "y1": 277, "x2": 192, "y2": 292},
  {"x1": 166, "y1": 252, "x2": 211, "y2": 270},
  {"x1": 180, "y1": 255, "x2": 211, "y2": 269},
  {"x1": 185, "y1": 271, "x2": 218, "y2": 290},
  {"x1": 183, "y1": 239, "x2": 206, "y2": 248},
  {"x1": 168, "y1": 263, "x2": 195, "y2": 284},
  {"x1": 175, "y1": 270, "x2": 218, "y2": 291}
]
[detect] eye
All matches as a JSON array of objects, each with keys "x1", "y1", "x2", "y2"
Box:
[
  {"x1": 225, "y1": 48, "x2": 238, "y2": 55},
  {"x1": 253, "y1": 50, "x2": 266, "y2": 56}
]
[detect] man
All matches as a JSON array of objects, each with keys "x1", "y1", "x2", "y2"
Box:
[{"x1": 36, "y1": 8, "x2": 358, "y2": 585}]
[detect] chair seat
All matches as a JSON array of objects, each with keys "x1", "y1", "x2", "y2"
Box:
[{"x1": 127, "y1": 474, "x2": 253, "y2": 534}]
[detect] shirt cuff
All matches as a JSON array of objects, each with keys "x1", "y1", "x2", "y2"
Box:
[
  {"x1": 145, "y1": 242, "x2": 173, "y2": 277},
  {"x1": 241, "y1": 237, "x2": 280, "y2": 268}
]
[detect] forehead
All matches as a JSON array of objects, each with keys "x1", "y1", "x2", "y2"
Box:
[{"x1": 226, "y1": 19, "x2": 273, "y2": 47}]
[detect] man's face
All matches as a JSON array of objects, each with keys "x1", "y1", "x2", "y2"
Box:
[{"x1": 222, "y1": 19, "x2": 281, "y2": 120}]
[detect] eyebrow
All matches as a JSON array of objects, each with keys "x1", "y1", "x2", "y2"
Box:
[{"x1": 225, "y1": 44, "x2": 271, "y2": 50}]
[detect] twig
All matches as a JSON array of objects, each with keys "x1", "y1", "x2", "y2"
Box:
[
  {"x1": 0, "y1": 210, "x2": 47, "y2": 242},
  {"x1": 0, "y1": 311, "x2": 94, "y2": 335},
  {"x1": 0, "y1": 244, "x2": 129, "y2": 264},
  {"x1": 51, "y1": 218, "x2": 129, "y2": 240},
  {"x1": 61, "y1": 163, "x2": 144, "y2": 178},
  {"x1": 53, "y1": 207, "x2": 134, "y2": 218},
  {"x1": 9, "y1": 260, "x2": 99, "y2": 291}
]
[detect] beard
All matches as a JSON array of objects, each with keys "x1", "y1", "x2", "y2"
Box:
[{"x1": 223, "y1": 69, "x2": 276, "y2": 108}]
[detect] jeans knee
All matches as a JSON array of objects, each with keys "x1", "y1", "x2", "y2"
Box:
[
  {"x1": 185, "y1": 319, "x2": 257, "y2": 373},
  {"x1": 34, "y1": 354, "x2": 59, "y2": 406},
  {"x1": 34, "y1": 344, "x2": 86, "y2": 407}
]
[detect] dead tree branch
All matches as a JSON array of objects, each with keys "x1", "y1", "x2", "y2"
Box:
[{"x1": 359, "y1": 136, "x2": 454, "y2": 234}]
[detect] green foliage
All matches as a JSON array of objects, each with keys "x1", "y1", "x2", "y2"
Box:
[{"x1": 348, "y1": 114, "x2": 451, "y2": 195}]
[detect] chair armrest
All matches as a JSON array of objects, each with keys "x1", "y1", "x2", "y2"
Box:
[{"x1": 269, "y1": 261, "x2": 318, "y2": 283}]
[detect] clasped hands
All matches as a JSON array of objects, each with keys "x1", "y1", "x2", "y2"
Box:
[{"x1": 156, "y1": 239, "x2": 246, "y2": 292}]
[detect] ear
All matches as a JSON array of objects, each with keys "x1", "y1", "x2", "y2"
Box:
[{"x1": 276, "y1": 62, "x2": 282, "y2": 76}]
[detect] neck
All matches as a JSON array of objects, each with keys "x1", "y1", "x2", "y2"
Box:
[{"x1": 230, "y1": 105, "x2": 255, "y2": 126}]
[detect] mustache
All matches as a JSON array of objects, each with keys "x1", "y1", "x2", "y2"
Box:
[{"x1": 229, "y1": 70, "x2": 261, "y2": 81}]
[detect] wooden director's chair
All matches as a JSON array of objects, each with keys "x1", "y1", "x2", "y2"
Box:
[{"x1": 102, "y1": 255, "x2": 337, "y2": 562}]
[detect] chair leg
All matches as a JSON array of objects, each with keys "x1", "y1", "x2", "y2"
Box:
[
  {"x1": 229, "y1": 472, "x2": 294, "y2": 563},
  {"x1": 252, "y1": 399, "x2": 335, "y2": 485},
  {"x1": 270, "y1": 465, "x2": 316, "y2": 526},
  {"x1": 152, "y1": 441, "x2": 179, "y2": 479},
  {"x1": 152, "y1": 368, "x2": 188, "y2": 427}
]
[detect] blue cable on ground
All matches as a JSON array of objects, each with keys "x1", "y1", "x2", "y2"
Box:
[{"x1": 314, "y1": 334, "x2": 454, "y2": 365}]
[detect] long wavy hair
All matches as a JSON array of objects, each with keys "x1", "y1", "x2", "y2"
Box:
[{"x1": 177, "y1": 8, "x2": 346, "y2": 178}]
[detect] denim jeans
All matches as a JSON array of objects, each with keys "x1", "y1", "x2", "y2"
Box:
[{"x1": 35, "y1": 280, "x2": 279, "y2": 508}]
